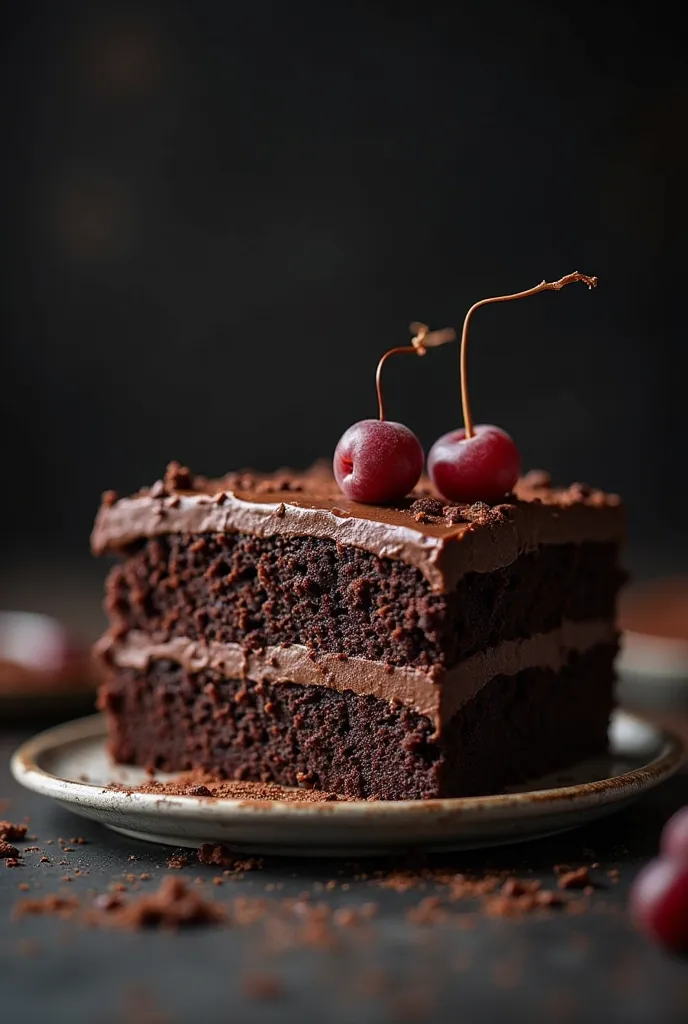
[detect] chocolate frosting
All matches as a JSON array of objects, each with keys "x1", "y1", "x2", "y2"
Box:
[
  {"x1": 99, "y1": 619, "x2": 617, "y2": 732},
  {"x1": 92, "y1": 464, "x2": 624, "y2": 594}
]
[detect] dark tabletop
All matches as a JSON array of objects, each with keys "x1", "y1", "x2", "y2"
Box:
[{"x1": 1, "y1": 710, "x2": 687, "y2": 1024}]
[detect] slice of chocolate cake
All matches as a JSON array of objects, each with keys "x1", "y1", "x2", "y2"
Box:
[{"x1": 92, "y1": 462, "x2": 625, "y2": 800}]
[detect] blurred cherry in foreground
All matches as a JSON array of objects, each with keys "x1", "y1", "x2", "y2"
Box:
[{"x1": 630, "y1": 806, "x2": 688, "y2": 952}]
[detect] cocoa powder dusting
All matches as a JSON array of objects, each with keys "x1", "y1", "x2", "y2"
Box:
[{"x1": 109, "y1": 771, "x2": 348, "y2": 803}]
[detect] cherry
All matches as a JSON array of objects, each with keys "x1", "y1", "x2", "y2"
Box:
[
  {"x1": 428, "y1": 425, "x2": 521, "y2": 504},
  {"x1": 334, "y1": 419, "x2": 424, "y2": 503},
  {"x1": 661, "y1": 806, "x2": 688, "y2": 862},
  {"x1": 428, "y1": 272, "x2": 598, "y2": 503},
  {"x1": 629, "y1": 857, "x2": 688, "y2": 952},
  {"x1": 333, "y1": 322, "x2": 455, "y2": 504}
]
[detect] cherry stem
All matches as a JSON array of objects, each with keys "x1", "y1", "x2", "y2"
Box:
[
  {"x1": 376, "y1": 346, "x2": 419, "y2": 421},
  {"x1": 460, "y1": 271, "x2": 598, "y2": 438},
  {"x1": 376, "y1": 323, "x2": 456, "y2": 421}
]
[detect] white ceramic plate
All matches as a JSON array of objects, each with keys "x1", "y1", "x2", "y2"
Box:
[{"x1": 10, "y1": 711, "x2": 684, "y2": 856}]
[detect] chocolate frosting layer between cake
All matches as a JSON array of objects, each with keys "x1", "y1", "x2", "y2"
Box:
[
  {"x1": 100, "y1": 619, "x2": 618, "y2": 731},
  {"x1": 92, "y1": 465, "x2": 624, "y2": 593}
]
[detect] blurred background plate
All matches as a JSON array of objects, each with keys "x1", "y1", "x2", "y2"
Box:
[
  {"x1": 617, "y1": 577, "x2": 688, "y2": 709},
  {"x1": 0, "y1": 609, "x2": 99, "y2": 721}
]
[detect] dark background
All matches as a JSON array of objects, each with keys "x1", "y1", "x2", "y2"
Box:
[{"x1": 2, "y1": 1, "x2": 687, "y2": 600}]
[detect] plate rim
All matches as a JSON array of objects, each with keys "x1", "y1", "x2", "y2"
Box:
[{"x1": 10, "y1": 710, "x2": 685, "y2": 824}]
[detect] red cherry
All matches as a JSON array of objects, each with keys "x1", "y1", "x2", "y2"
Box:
[
  {"x1": 333, "y1": 419, "x2": 424, "y2": 504},
  {"x1": 661, "y1": 806, "x2": 688, "y2": 862},
  {"x1": 427, "y1": 424, "x2": 521, "y2": 503},
  {"x1": 629, "y1": 856, "x2": 688, "y2": 951},
  {"x1": 429, "y1": 272, "x2": 596, "y2": 505}
]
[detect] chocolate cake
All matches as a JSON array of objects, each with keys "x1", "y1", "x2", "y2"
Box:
[{"x1": 92, "y1": 462, "x2": 625, "y2": 799}]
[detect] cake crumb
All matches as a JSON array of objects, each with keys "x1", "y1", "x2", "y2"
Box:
[
  {"x1": 1, "y1": 839, "x2": 20, "y2": 859},
  {"x1": 166, "y1": 851, "x2": 190, "y2": 870},
  {"x1": 13, "y1": 894, "x2": 80, "y2": 919},
  {"x1": 558, "y1": 867, "x2": 592, "y2": 890},
  {"x1": 197, "y1": 843, "x2": 264, "y2": 874},
  {"x1": 0, "y1": 821, "x2": 28, "y2": 843},
  {"x1": 96, "y1": 876, "x2": 225, "y2": 930}
]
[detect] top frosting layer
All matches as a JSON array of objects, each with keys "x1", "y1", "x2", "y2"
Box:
[{"x1": 91, "y1": 462, "x2": 624, "y2": 594}]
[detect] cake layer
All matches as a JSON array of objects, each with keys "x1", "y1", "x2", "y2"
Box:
[
  {"x1": 92, "y1": 464, "x2": 624, "y2": 593},
  {"x1": 98, "y1": 643, "x2": 617, "y2": 799},
  {"x1": 100, "y1": 619, "x2": 618, "y2": 730},
  {"x1": 105, "y1": 533, "x2": 623, "y2": 671}
]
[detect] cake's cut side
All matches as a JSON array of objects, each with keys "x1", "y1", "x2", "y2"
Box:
[
  {"x1": 102, "y1": 617, "x2": 618, "y2": 730},
  {"x1": 106, "y1": 534, "x2": 623, "y2": 670},
  {"x1": 98, "y1": 642, "x2": 618, "y2": 800}
]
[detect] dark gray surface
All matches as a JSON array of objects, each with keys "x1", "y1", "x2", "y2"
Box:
[{"x1": 1, "y1": 723, "x2": 687, "y2": 1024}]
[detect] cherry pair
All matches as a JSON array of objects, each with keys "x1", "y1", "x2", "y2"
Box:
[{"x1": 334, "y1": 272, "x2": 597, "y2": 506}]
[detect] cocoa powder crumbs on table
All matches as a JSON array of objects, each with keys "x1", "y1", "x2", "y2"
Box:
[
  {"x1": 0, "y1": 821, "x2": 28, "y2": 843},
  {"x1": 332, "y1": 903, "x2": 378, "y2": 927},
  {"x1": 1, "y1": 839, "x2": 20, "y2": 859},
  {"x1": 497, "y1": 878, "x2": 539, "y2": 898},
  {"x1": 483, "y1": 889, "x2": 567, "y2": 918},
  {"x1": 406, "y1": 896, "x2": 452, "y2": 926},
  {"x1": 166, "y1": 852, "x2": 190, "y2": 870},
  {"x1": 197, "y1": 842, "x2": 264, "y2": 873},
  {"x1": 17, "y1": 882, "x2": 30, "y2": 891},
  {"x1": 95, "y1": 877, "x2": 226, "y2": 931},
  {"x1": 558, "y1": 866, "x2": 592, "y2": 890},
  {"x1": 5, "y1": 857, "x2": 22, "y2": 868},
  {"x1": 24, "y1": 846, "x2": 41, "y2": 852},
  {"x1": 13, "y1": 894, "x2": 81, "y2": 920},
  {"x1": 39, "y1": 857, "x2": 50, "y2": 864}
]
